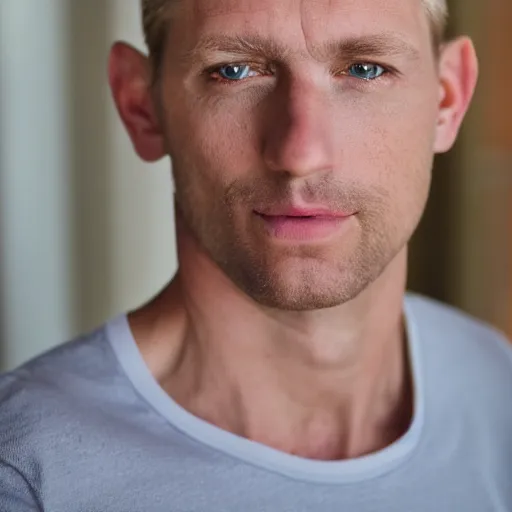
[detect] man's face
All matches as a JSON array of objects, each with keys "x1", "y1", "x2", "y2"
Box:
[{"x1": 157, "y1": 0, "x2": 440, "y2": 310}]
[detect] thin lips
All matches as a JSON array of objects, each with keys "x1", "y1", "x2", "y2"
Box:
[{"x1": 255, "y1": 208, "x2": 352, "y2": 218}]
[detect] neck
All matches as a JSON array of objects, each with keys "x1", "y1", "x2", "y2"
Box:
[{"x1": 129, "y1": 226, "x2": 412, "y2": 461}]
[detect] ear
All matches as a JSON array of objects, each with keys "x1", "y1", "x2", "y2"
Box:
[
  {"x1": 108, "y1": 42, "x2": 166, "y2": 162},
  {"x1": 434, "y1": 37, "x2": 479, "y2": 154}
]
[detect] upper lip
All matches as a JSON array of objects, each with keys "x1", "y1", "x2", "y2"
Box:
[{"x1": 255, "y1": 207, "x2": 353, "y2": 218}]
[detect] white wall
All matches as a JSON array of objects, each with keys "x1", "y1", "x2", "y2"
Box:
[
  {"x1": 0, "y1": 0, "x2": 176, "y2": 371},
  {"x1": 0, "y1": 0, "x2": 73, "y2": 369}
]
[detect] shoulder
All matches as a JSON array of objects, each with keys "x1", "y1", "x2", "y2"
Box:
[
  {"x1": 405, "y1": 292, "x2": 512, "y2": 398},
  {"x1": 0, "y1": 324, "x2": 117, "y2": 472},
  {"x1": 0, "y1": 322, "x2": 116, "y2": 402},
  {"x1": 406, "y1": 294, "x2": 512, "y2": 475},
  {"x1": 405, "y1": 292, "x2": 512, "y2": 358}
]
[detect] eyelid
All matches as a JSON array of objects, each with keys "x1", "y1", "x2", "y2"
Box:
[
  {"x1": 336, "y1": 61, "x2": 398, "y2": 79},
  {"x1": 208, "y1": 59, "x2": 270, "y2": 70},
  {"x1": 204, "y1": 60, "x2": 399, "y2": 86},
  {"x1": 206, "y1": 62, "x2": 273, "y2": 84}
]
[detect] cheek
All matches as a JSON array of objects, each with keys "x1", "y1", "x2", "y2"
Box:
[
  {"x1": 338, "y1": 89, "x2": 437, "y2": 182},
  {"x1": 168, "y1": 94, "x2": 260, "y2": 189},
  {"x1": 165, "y1": 94, "x2": 262, "y2": 237},
  {"x1": 331, "y1": 90, "x2": 436, "y2": 232}
]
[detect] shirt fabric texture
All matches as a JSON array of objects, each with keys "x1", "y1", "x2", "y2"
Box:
[{"x1": 0, "y1": 293, "x2": 511, "y2": 511}]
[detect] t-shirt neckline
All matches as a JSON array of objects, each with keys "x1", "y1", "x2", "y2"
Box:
[{"x1": 106, "y1": 296, "x2": 425, "y2": 484}]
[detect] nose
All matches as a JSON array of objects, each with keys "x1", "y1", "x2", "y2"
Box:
[{"x1": 262, "y1": 79, "x2": 336, "y2": 178}]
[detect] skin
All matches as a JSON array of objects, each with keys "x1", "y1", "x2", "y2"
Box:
[{"x1": 109, "y1": 0, "x2": 478, "y2": 459}]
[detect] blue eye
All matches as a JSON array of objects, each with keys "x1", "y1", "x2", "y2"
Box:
[
  {"x1": 217, "y1": 64, "x2": 252, "y2": 81},
  {"x1": 348, "y1": 63, "x2": 386, "y2": 80}
]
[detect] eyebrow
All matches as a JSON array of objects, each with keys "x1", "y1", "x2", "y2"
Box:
[
  {"x1": 321, "y1": 35, "x2": 421, "y2": 62},
  {"x1": 180, "y1": 35, "x2": 289, "y2": 64},
  {"x1": 179, "y1": 33, "x2": 421, "y2": 65}
]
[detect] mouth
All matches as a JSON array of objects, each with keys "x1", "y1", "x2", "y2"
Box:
[{"x1": 254, "y1": 208, "x2": 355, "y2": 241}]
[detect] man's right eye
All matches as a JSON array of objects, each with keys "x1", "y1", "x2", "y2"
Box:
[{"x1": 210, "y1": 64, "x2": 260, "y2": 83}]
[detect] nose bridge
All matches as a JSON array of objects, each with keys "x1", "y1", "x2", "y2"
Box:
[
  {"x1": 289, "y1": 80, "x2": 329, "y2": 138},
  {"x1": 262, "y1": 76, "x2": 335, "y2": 177}
]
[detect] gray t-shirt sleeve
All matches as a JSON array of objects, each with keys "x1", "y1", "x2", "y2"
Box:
[{"x1": 0, "y1": 461, "x2": 41, "y2": 511}]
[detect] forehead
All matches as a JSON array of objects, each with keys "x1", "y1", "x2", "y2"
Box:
[{"x1": 170, "y1": 0, "x2": 430, "y2": 48}]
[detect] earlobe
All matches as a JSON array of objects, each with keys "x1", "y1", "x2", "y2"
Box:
[
  {"x1": 108, "y1": 42, "x2": 166, "y2": 162},
  {"x1": 434, "y1": 37, "x2": 479, "y2": 154}
]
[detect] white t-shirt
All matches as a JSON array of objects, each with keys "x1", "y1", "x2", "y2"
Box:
[{"x1": 0, "y1": 293, "x2": 511, "y2": 511}]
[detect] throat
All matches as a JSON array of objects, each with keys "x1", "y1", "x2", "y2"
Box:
[
  {"x1": 135, "y1": 273, "x2": 414, "y2": 461},
  {"x1": 173, "y1": 356, "x2": 414, "y2": 462},
  {"x1": 241, "y1": 393, "x2": 413, "y2": 461}
]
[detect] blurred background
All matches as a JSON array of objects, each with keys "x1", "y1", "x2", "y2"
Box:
[{"x1": 0, "y1": 0, "x2": 511, "y2": 371}]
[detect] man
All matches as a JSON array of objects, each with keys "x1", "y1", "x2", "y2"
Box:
[{"x1": 1, "y1": 0, "x2": 511, "y2": 510}]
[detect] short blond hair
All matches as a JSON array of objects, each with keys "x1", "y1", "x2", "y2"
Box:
[{"x1": 141, "y1": 0, "x2": 448, "y2": 72}]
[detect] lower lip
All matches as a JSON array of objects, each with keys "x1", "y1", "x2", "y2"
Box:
[{"x1": 256, "y1": 214, "x2": 351, "y2": 241}]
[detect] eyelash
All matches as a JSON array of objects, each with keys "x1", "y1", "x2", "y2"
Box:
[
  {"x1": 206, "y1": 63, "x2": 271, "y2": 85},
  {"x1": 206, "y1": 62, "x2": 395, "y2": 86}
]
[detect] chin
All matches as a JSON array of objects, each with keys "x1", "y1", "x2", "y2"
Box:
[
  {"x1": 254, "y1": 292, "x2": 351, "y2": 311},
  {"x1": 238, "y1": 258, "x2": 371, "y2": 311}
]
